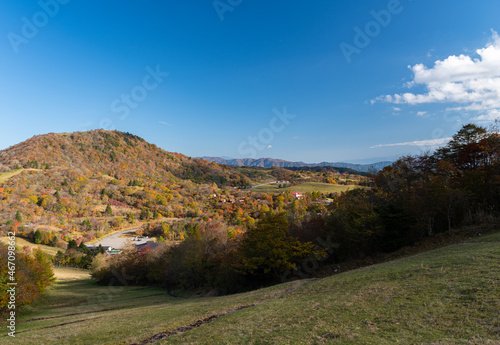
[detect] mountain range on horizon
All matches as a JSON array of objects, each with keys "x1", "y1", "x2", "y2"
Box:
[
  {"x1": 0, "y1": 130, "x2": 390, "y2": 177},
  {"x1": 200, "y1": 157, "x2": 392, "y2": 173}
]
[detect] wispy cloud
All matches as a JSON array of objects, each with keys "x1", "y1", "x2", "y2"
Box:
[
  {"x1": 372, "y1": 30, "x2": 500, "y2": 123},
  {"x1": 158, "y1": 121, "x2": 171, "y2": 126},
  {"x1": 416, "y1": 111, "x2": 427, "y2": 117},
  {"x1": 371, "y1": 137, "x2": 452, "y2": 149},
  {"x1": 78, "y1": 121, "x2": 94, "y2": 128}
]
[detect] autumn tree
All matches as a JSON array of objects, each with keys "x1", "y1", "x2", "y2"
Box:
[
  {"x1": 15, "y1": 210, "x2": 22, "y2": 223},
  {"x1": 127, "y1": 213, "x2": 135, "y2": 224},
  {"x1": 33, "y1": 229, "x2": 43, "y2": 244},
  {"x1": 326, "y1": 189, "x2": 380, "y2": 260},
  {"x1": 67, "y1": 239, "x2": 78, "y2": 249},
  {"x1": 0, "y1": 245, "x2": 54, "y2": 311},
  {"x1": 105, "y1": 204, "x2": 113, "y2": 216},
  {"x1": 236, "y1": 212, "x2": 324, "y2": 285},
  {"x1": 140, "y1": 208, "x2": 150, "y2": 220}
]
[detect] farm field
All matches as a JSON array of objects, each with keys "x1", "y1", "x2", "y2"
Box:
[
  {"x1": 8, "y1": 231, "x2": 500, "y2": 344},
  {"x1": 251, "y1": 182, "x2": 362, "y2": 194}
]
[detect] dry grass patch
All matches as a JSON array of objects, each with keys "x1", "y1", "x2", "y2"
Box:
[
  {"x1": 0, "y1": 169, "x2": 42, "y2": 183},
  {"x1": 0, "y1": 236, "x2": 60, "y2": 256},
  {"x1": 53, "y1": 267, "x2": 91, "y2": 281}
]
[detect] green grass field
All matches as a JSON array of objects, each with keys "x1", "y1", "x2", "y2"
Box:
[
  {"x1": 5, "y1": 231, "x2": 500, "y2": 344},
  {"x1": 251, "y1": 182, "x2": 361, "y2": 194}
]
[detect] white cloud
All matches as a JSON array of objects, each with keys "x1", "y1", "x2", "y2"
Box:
[
  {"x1": 371, "y1": 137, "x2": 452, "y2": 149},
  {"x1": 373, "y1": 30, "x2": 500, "y2": 123},
  {"x1": 393, "y1": 107, "x2": 401, "y2": 112},
  {"x1": 475, "y1": 108, "x2": 500, "y2": 122},
  {"x1": 267, "y1": 145, "x2": 272, "y2": 149},
  {"x1": 158, "y1": 121, "x2": 171, "y2": 126},
  {"x1": 416, "y1": 111, "x2": 427, "y2": 117}
]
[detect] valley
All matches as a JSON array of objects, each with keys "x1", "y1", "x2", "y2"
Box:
[
  {"x1": 1, "y1": 125, "x2": 499, "y2": 344},
  {"x1": 3, "y1": 3, "x2": 500, "y2": 343}
]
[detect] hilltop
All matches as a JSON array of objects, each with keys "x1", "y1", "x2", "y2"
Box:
[{"x1": 0, "y1": 130, "x2": 251, "y2": 187}]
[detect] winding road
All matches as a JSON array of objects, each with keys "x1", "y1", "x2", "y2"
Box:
[{"x1": 92, "y1": 227, "x2": 150, "y2": 250}]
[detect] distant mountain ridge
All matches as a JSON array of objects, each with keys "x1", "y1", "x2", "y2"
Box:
[{"x1": 200, "y1": 157, "x2": 392, "y2": 173}]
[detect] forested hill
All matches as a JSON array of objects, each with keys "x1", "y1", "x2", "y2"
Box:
[{"x1": 0, "y1": 130, "x2": 251, "y2": 187}]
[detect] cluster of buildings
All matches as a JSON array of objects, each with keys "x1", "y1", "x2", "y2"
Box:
[
  {"x1": 87, "y1": 238, "x2": 160, "y2": 255},
  {"x1": 212, "y1": 194, "x2": 245, "y2": 204}
]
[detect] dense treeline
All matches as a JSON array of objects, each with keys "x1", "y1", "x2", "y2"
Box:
[
  {"x1": 322, "y1": 123, "x2": 499, "y2": 260},
  {"x1": 91, "y1": 214, "x2": 324, "y2": 293},
  {"x1": 91, "y1": 124, "x2": 500, "y2": 293},
  {"x1": 53, "y1": 240, "x2": 103, "y2": 268},
  {"x1": 375, "y1": 124, "x2": 499, "y2": 236}
]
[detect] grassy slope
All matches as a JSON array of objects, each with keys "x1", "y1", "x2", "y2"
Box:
[
  {"x1": 0, "y1": 169, "x2": 26, "y2": 183},
  {"x1": 0, "y1": 169, "x2": 43, "y2": 183},
  {"x1": 251, "y1": 182, "x2": 359, "y2": 194},
  {"x1": 0, "y1": 237, "x2": 60, "y2": 257},
  {"x1": 6, "y1": 233, "x2": 500, "y2": 345}
]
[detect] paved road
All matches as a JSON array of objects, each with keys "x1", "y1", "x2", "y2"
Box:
[
  {"x1": 92, "y1": 227, "x2": 151, "y2": 250},
  {"x1": 251, "y1": 181, "x2": 279, "y2": 188}
]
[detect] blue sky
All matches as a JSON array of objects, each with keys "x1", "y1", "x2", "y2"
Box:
[{"x1": 1, "y1": 1, "x2": 499, "y2": 163}]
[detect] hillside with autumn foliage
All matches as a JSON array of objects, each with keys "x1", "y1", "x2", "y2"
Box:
[
  {"x1": 0, "y1": 130, "x2": 258, "y2": 245},
  {"x1": 0, "y1": 130, "x2": 252, "y2": 186},
  {"x1": 0, "y1": 130, "x2": 356, "y2": 248},
  {"x1": 1, "y1": 124, "x2": 499, "y2": 306}
]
